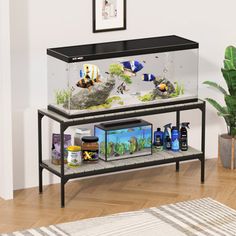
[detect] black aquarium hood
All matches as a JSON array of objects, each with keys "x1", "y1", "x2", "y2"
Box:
[{"x1": 47, "y1": 35, "x2": 198, "y2": 63}]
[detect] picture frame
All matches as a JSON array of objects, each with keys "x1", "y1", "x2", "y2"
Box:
[{"x1": 93, "y1": 0, "x2": 127, "y2": 33}]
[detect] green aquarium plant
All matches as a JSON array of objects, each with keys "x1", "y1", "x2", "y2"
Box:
[
  {"x1": 55, "y1": 89, "x2": 72, "y2": 105},
  {"x1": 87, "y1": 96, "x2": 122, "y2": 110},
  {"x1": 138, "y1": 92, "x2": 154, "y2": 102},
  {"x1": 109, "y1": 64, "x2": 132, "y2": 84},
  {"x1": 203, "y1": 46, "x2": 236, "y2": 136},
  {"x1": 170, "y1": 82, "x2": 184, "y2": 98}
]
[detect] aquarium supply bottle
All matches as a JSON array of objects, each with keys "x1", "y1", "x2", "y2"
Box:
[
  {"x1": 154, "y1": 135, "x2": 163, "y2": 150},
  {"x1": 153, "y1": 128, "x2": 163, "y2": 149},
  {"x1": 180, "y1": 122, "x2": 190, "y2": 151},
  {"x1": 67, "y1": 146, "x2": 81, "y2": 167},
  {"x1": 171, "y1": 126, "x2": 179, "y2": 152},
  {"x1": 74, "y1": 128, "x2": 91, "y2": 146},
  {"x1": 163, "y1": 123, "x2": 172, "y2": 150},
  {"x1": 81, "y1": 136, "x2": 99, "y2": 163},
  {"x1": 165, "y1": 135, "x2": 172, "y2": 150}
]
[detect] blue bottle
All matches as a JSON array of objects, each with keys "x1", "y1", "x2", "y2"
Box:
[
  {"x1": 153, "y1": 128, "x2": 164, "y2": 150},
  {"x1": 171, "y1": 126, "x2": 179, "y2": 152}
]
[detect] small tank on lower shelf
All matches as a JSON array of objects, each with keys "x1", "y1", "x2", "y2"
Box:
[{"x1": 94, "y1": 119, "x2": 152, "y2": 161}]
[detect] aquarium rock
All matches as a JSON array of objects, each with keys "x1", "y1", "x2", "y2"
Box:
[
  {"x1": 153, "y1": 78, "x2": 176, "y2": 99},
  {"x1": 65, "y1": 78, "x2": 116, "y2": 109}
]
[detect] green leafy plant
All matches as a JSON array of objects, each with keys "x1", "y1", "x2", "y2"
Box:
[
  {"x1": 170, "y1": 81, "x2": 184, "y2": 98},
  {"x1": 55, "y1": 89, "x2": 72, "y2": 105},
  {"x1": 138, "y1": 92, "x2": 154, "y2": 102},
  {"x1": 109, "y1": 64, "x2": 132, "y2": 84},
  {"x1": 203, "y1": 46, "x2": 236, "y2": 136}
]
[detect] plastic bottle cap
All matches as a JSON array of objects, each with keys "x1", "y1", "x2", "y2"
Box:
[
  {"x1": 67, "y1": 146, "x2": 81, "y2": 152},
  {"x1": 75, "y1": 128, "x2": 91, "y2": 135}
]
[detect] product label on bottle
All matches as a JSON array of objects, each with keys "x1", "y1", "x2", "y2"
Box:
[
  {"x1": 67, "y1": 151, "x2": 81, "y2": 166},
  {"x1": 166, "y1": 142, "x2": 171, "y2": 149},
  {"x1": 172, "y1": 139, "x2": 179, "y2": 151},
  {"x1": 82, "y1": 150, "x2": 99, "y2": 161}
]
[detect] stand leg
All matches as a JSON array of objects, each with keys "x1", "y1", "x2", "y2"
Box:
[
  {"x1": 176, "y1": 161, "x2": 180, "y2": 172},
  {"x1": 201, "y1": 158, "x2": 205, "y2": 183},
  {"x1": 38, "y1": 112, "x2": 44, "y2": 194},
  {"x1": 61, "y1": 180, "x2": 65, "y2": 208},
  {"x1": 39, "y1": 167, "x2": 43, "y2": 193},
  {"x1": 201, "y1": 102, "x2": 206, "y2": 183},
  {"x1": 60, "y1": 124, "x2": 66, "y2": 207},
  {"x1": 176, "y1": 111, "x2": 180, "y2": 172},
  {"x1": 176, "y1": 110, "x2": 180, "y2": 130}
]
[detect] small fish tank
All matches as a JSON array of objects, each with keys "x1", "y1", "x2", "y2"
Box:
[
  {"x1": 47, "y1": 35, "x2": 199, "y2": 118},
  {"x1": 94, "y1": 119, "x2": 152, "y2": 161}
]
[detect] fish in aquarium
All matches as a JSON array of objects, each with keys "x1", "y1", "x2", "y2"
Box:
[
  {"x1": 142, "y1": 73, "x2": 156, "y2": 82},
  {"x1": 117, "y1": 82, "x2": 128, "y2": 94},
  {"x1": 76, "y1": 64, "x2": 101, "y2": 90},
  {"x1": 121, "y1": 60, "x2": 144, "y2": 76}
]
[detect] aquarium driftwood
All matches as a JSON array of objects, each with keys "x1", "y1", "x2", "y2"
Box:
[{"x1": 64, "y1": 77, "x2": 116, "y2": 110}]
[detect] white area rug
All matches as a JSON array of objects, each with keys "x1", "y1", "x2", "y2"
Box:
[{"x1": 2, "y1": 198, "x2": 236, "y2": 236}]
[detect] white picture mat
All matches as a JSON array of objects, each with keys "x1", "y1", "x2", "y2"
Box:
[{"x1": 95, "y1": 0, "x2": 124, "y2": 30}]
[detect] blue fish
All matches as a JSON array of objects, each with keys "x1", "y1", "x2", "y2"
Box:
[
  {"x1": 121, "y1": 60, "x2": 144, "y2": 73},
  {"x1": 142, "y1": 74, "x2": 156, "y2": 82}
]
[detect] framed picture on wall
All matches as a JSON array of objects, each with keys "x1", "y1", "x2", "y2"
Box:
[{"x1": 93, "y1": 0, "x2": 127, "y2": 33}]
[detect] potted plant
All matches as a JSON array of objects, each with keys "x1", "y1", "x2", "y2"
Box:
[{"x1": 203, "y1": 45, "x2": 236, "y2": 169}]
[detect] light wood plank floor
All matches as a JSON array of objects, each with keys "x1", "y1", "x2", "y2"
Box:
[{"x1": 1, "y1": 158, "x2": 236, "y2": 233}]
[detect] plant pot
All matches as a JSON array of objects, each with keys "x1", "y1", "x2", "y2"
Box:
[{"x1": 218, "y1": 134, "x2": 236, "y2": 169}]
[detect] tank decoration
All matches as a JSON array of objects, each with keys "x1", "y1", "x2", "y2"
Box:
[
  {"x1": 138, "y1": 92, "x2": 154, "y2": 102},
  {"x1": 64, "y1": 77, "x2": 116, "y2": 110},
  {"x1": 170, "y1": 82, "x2": 185, "y2": 98},
  {"x1": 55, "y1": 89, "x2": 72, "y2": 105},
  {"x1": 109, "y1": 64, "x2": 132, "y2": 84},
  {"x1": 138, "y1": 79, "x2": 184, "y2": 102},
  {"x1": 153, "y1": 78, "x2": 176, "y2": 99}
]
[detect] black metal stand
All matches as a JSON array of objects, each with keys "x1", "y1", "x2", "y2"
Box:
[{"x1": 38, "y1": 99, "x2": 206, "y2": 208}]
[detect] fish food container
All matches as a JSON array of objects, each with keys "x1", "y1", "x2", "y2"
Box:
[
  {"x1": 67, "y1": 146, "x2": 81, "y2": 167},
  {"x1": 81, "y1": 136, "x2": 99, "y2": 163},
  {"x1": 47, "y1": 35, "x2": 199, "y2": 119},
  {"x1": 94, "y1": 119, "x2": 153, "y2": 161}
]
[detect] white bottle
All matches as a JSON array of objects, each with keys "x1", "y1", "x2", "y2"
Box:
[{"x1": 74, "y1": 128, "x2": 91, "y2": 146}]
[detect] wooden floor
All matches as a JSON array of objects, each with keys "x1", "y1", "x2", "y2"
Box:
[{"x1": 1, "y1": 158, "x2": 236, "y2": 233}]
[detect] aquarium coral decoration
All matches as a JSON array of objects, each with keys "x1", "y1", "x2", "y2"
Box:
[
  {"x1": 153, "y1": 78, "x2": 176, "y2": 99},
  {"x1": 138, "y1": 78, "x2": 180, "y2": 102},
  {"x1": 203, "y1": 46, "x2": 236, "y2": 136},
  {"x1": 65, "y1": 77, "x2": 116, "y2": 110}
]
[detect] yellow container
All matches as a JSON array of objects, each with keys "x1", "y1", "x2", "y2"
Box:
[{"x1": 67, "y1": 146, "x2": 81, "y2": 167}]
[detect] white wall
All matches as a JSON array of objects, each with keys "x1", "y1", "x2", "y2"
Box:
[
  {"x1": 9, "y1": 0, "x2": 235, "y2": 190},
  {"x1": 0, "y1": 0, "x2": 13, "y2": 199}
]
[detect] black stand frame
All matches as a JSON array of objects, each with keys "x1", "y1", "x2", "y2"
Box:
[{"x1": 38, "y1": 100, "x2": 206, "y2": 208}]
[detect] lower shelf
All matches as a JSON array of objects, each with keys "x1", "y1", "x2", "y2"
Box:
[{"x1": 42, "y1": 147, "x2": 203, "y2": 178}]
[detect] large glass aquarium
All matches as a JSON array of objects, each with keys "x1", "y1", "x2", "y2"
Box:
[
  {"x1": 47, "y1": 35, "x2": 199, "y2": 118},
  {"x1": 94, "y1": 119, "x2": 152, "y2": 161}
]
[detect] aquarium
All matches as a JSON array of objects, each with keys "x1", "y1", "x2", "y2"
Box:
[
  {"x1": 47, "y1": 35, "x2": 199, "y2": 118},
  {"x1": 94, "y1": 119, "x2": 152, "y2": 161}
]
